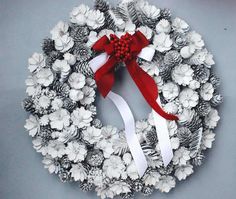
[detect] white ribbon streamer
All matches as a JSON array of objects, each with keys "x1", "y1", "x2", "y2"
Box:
[
  {"x1": 152, "y1": 98, "x2": 173, "y2": 166},
  {"x1": 89, "y1": 46, "x2": 173, "y2": 176},
  {"x1": 107, "y1": 91, "x2": 147, "y2": 176}
]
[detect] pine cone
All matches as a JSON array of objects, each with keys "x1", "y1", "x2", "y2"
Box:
[
  {"x1": 22, "y1": 97, "x2": 36, "y2": 114},
  {"x1": 42, "y1": 38, "x2": 55, "y2": 56},
  {"x1": 209, "y1": 74, "x2": 220, "y2": 89},
  {"x1": 51, "y1": 81, "x2": 70, "y2": 98},
  {"x1": 133, "y1": 180, "x2": 143, "y2": 192},
  {"x1": 38, "y1": 126, "x2": 52, "y2": 139},
  {"x1": 158, "y1": 164, "x2": 174, "y2": 175},
  {"x1": 63, "y1": 98, "x2": 77, "y2": 112},
  {"x1": 58, "y1": 170, "x2": 71, "y2": 182},
  {"x1": 80, "y1": 181, "x2": 94, "y2": 192},
  {"x1": 141, "y1": 143, "x2": 159, "y2": 161},
  {"x1": 86, "y1": 149, "x2": 104, "y2": 167},
  {"x1": 60, "y1": 156, "x2": 71, "y2": 169},
  {"x1": 141, "y1": 186, "x2": 154, "y2": 196},
  {"x1": 186, "y1": 113, "x2": 202, "y2": 132},
  {"x1": 74, "y1": 61, "x2": 94, "y2": 77},
  {"x1": 173, "y1": 32, "x2": 188, "y2": 49},
  {"x1": 127, "y1": 2, "x2": 141, "y2": 26},
  {"x1": 159, "y1": 63, "x2": 172, "y2": 81},
  {"x1": 177, "y1": 127, "x2": 192, "y2": 146},
  {"x1": 140, "y1": 13, "x2": 157, "y2": 29},
  {"x1": 103, "y1": 11, "x2": 116, "y2": 30},
  {"x1": 196, "y1": 100, "x2": 211, "y2": 117},
  {"x1": 163, "y1": 50, "x2": 182, "y2": 67},
  {"x1": 45, "y1": 51, "x2": 63, "y2": 66},
  {"x1": 70, "y1": 25, "x2": 89, "y2": 43},
  {"x1": 73, "y1": 44, "x2": 92, "y2": 62},
  {"x1": 121, "y1": 192, "x2": 135, "y2": 199},
  {"x1": 92, "y1": 118, "x2": 103, "y2": 129},
  {"x1": 210, "y1": 93, "x2": 223, "y2": 107},
  {"x1": 44, "y1": 89, "x2": 57, "y2": 99},
  {"x1": 159, "y1": 93, "x2": 168, "y2": 105},
  {"x1": 88, "y1": 167, "x2": 102, "y2": 184},
  {"x1": 87, "y1": 105, "x2": 97, "y2": 116},
  {"x1": 192, "y1": 65, "x2": 210, "y2": 84},
  {"x1": 111, "y1": 5, "x2": 129, "y2": 22},
  {"x1": 160, "y1": 8, "x2": 171, "y2": 20},
  {"x1": 145, "y1": 128, "x2": 158, "y2": 146},
  {"x1": 192, "y1": 153, "x2": 204, "y2": 166},
  {"x1": 94, "y1": 0, "x2": 109, "y2": 12}
]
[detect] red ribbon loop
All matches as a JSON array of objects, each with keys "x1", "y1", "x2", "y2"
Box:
[{"x1": 92, "y1": 31, "x2": 178, "y2": 121}]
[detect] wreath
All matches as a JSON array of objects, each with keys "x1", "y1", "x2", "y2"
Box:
[{"x1": 23, "y1": 0, "x2": 222, "y2": 198}]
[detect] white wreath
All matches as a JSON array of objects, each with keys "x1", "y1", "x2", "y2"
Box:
[{"x1": 23, "y1": 0, "x2": 222, "y2": 198}]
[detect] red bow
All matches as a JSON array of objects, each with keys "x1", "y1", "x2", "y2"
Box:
[{"x1": 92, "y1": 31, "x2": 178, "y2": 121}]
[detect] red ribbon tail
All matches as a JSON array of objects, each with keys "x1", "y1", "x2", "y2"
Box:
[
  {"x1": 95, "y1": 56, "x2": 117, "y2": 97},
  {"x1": 126, "y1": 60, "x2": 178, "y2": 121}
]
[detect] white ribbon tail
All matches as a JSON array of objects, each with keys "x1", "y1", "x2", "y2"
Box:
[
  {"x1": 152, "y1": 98, "x2": 173, "y2": 166},
  {"x1": 107, "y1": 91, "x2": 147, "y2": 176}
]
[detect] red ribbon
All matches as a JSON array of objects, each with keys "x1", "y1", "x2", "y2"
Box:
[{"x1": 92, "y1": 31, "x2": 178, "y2": 121}]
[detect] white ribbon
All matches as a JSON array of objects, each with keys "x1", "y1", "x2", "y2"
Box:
[
  {"x1": 89, "y1": 46, "x2": 173, "y2": 176},
  {"x1": 153, "y1": 98, "x2": 173, "y2": 166},
  {"x1": 107, "y1": 91, "x2": 147, "y2": 176}
]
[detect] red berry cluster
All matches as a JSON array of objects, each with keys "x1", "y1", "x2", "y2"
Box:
[{"x1": 110, "y1": 33, "x2": 133, "y2": 62}]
